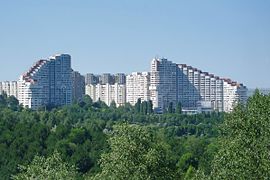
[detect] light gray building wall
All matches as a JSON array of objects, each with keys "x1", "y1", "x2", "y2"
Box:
[{"x1": 18, "y1": 54, "x2": 72, "y2": 109}]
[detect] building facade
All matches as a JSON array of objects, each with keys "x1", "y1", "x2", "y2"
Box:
[
  {"x1": 85, "y1": 73, "x2": 99, "y2": 85},
  {"x1": 18, "y1": 54, "x2": 72, "y2": 110},
  {"x1": 0, "y1": 81, "x2": 18, "y2": 98},
  {"x1": 85, "y1": 73, "x2": 126, "y2": 85},
  {"x1": 222, "y1": 79, "x2": 247, "y2": 112},
  {"x1": 149, "y1": 58, "x2": 178, "y2": 111},
  {"x1": 85, "y1": 83, "x2": 126, "y2": 107},
  {"x1": 99, "y1": 73, "x2": 114, "y2": 85},
  {"x1": 72, "y1": 71, "x2": 85, "y2": 102},
  {"x1": 126, "y1": 72, "x2": 150, "y2": 105},
  {"x1": 115, "y1": 73, "x2": 126, "y2": 84},
  {"x1": 149, "y1": 58, "x2": 247, "y2": 113},
  {"x1": 85, "y1": 84, "x2": 97, "y2": 101},
  {"x1": 177, "y1": 64, "x2": 224, "y2": 112}
]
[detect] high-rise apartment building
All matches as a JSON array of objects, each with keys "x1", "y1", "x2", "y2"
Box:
[
  {"x1": 126, "y1": 72, "x2": 150, "y2": 105},
  {"x1": 150, "y1": 58, "x2": 178, "y2": 111},
  {"x1": 177, "y1": 64, "x2": 224, "y2": 111},
  {"x1": 100, "y1": 73, "x2": 114, "y2": 85},
  {"x1": 150, "y1": 58, "x2": 247, "y2": 113},
  {"x1": 86, "y1": 73, "x2": 126, "y2": 85},
  {"x1": 0, "y1": 81, "x2": 18, "y2": 98},
  {"x1": 177, "y1": 65, "x2": 201, "y2": 109},
  {"x1": 85, "y1": 83, "x2": 126, "y2": 107},
  {"x1": 18, "y1": 54, "x2": 72, "y2": 110},
  {"x1": 115, "y1": 73, "x2": 126, "y2": 84},
  {"x1": 85, "y1": 73, "x2": 126, "y2": 107},
  {"x1": 222, "y1": 79, "x2": 247, "y2": 112},
  {"x1": 8, "y1": 54, "x2": 247, "y2": 112},
  {"x1": 85, "y1": 73, "x2": 99, "y2": 85},
  {"x1": 85, "y1": 84, "x2": 96, "y2": 101},
  {"x1": 1, "y1": 82, "x2": 10, "y2": 96},
  {"x1": 72, "y1": 71, "x2": 85, "y2": 102}
]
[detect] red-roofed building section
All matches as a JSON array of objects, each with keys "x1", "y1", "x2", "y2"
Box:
[{"x1": 22, "y1": 60, "x2": 47, "y2": 83}]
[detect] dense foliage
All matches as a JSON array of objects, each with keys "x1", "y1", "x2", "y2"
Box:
[
  {"x1": 12, "y1": 151, "x2": 78, "y2": 180},
  {"x1": 93, "y1": 124, "x2": 176, "y2": 180},
  {"x1": 3, "y1": 91, "x2": 269, "y2": 179},
  {"x1": 209, "y1": 90, "x2": 270, "y2": 179}
]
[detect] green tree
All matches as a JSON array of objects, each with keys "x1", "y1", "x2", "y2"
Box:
[
  {"x1": 0, "y1": 92, "x2": 8, "y2": 106},
  {"x1": 12, "y1": 151, "x2": 78, "y2": 180},
  {"x1": 184, "y1": 166, "x2": 196, "y2": 180},
  {"x1": 147, "y1": 100, "x2": 153, "y2": 114},
  {"x1": 168, "y1": 102, "x2": 174, "y2": 114},
  {"x1": 210, "y1": 91, "x2": 270, "y2": 179},
  {"x1": 93, "y1": 124, "x2": 175, "y2": 180},
  {"x1": 135, "y1": 98, "x2": 142, "y2": 113},
  {"x1": 68, "y1": 128, "x2": 91, "y2": 145},
  {"x1": 110, "y1": 100, "x2": 117, "y2": 109},
  {"x1": 83, "y1": 95, "x2": 93, "y2": 105},
  {"x1": 6, "y1": 96, "x2": 19, "y2": 110},
  {"x1": 177, "y1": 153, "x2": 197, "y2": 177},
  {"x1": 141, "y1": 101, "x2": 148, "y2": 115},
  {"x1": 176, "y1": 102, "x2": 182, "y2": 114}
]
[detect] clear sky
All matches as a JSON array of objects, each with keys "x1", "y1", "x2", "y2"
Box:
[{"x1": 0, "y1": 0, "x2": 269, "y2": 88}]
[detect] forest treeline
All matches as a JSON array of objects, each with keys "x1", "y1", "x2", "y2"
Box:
[{"x1": 0, "y1": 90, "x2": 269, "y2": 179}]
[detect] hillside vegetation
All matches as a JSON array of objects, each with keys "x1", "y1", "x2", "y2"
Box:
[{"x1": 0, "y1": 91, "x2": 269, "y2": 179}]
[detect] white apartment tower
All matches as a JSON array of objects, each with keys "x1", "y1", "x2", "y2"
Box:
[
  {"x1": 223, "y1": 79, "x2": 247, "y2": 112},
  {"x1": 85, "y1": 83, "x2": 126, "y2": 107},
  {"x1": 85, "y1": 84, "x2": 96, "y2": 101},
  {"x1": 150, "y1": 58, "x2": 247, "y2": 113},
  {"x1": 150, "y1": 58, "x2": 178, "y2": 111},
  {"x1": 126, "y1": 72, "x2": 150, "y2": 105},
  {"x1": 178, "y1": 64, "x2": 224, "y2": 111},
  {"x1": 18, "y1": 54, "x2": 72, "y2": 110},
  {"x1": 0, "y1": 81, "x2": 18, "y2": 98}
]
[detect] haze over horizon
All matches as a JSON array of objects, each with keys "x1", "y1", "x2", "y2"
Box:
[{"x1": 0, "y1": 0, "x2": 269, "y2": 88}]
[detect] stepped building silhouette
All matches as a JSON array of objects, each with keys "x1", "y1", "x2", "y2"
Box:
[{"x1": 18, "y1": 54, "x2": 72, "y2": 110}]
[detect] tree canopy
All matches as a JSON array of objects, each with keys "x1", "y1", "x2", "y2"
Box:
[
  {"x1": 93, "y1": 124, "x2": 176, "y2": 180},
  {"x1": 12, "y1": 151, "x2": 78, "y2": 180},
  {"x1": 210, "y1": 90, "x2": 270, "y2": 179},
  {"x1": 0, "y1": 94, "x2": 234, "y2": 179}
]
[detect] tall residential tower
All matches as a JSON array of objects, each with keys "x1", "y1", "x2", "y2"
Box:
[
  {"x1": 72, "y1": 71, "x2": 85, "y2": 102},
  {"x1": 150, "y1": 58, "x2": 247, "y2": 113},
  {"x1": 149, "y1": 58, "x2": 178, "y2": 111},
  {"x1": 126, "y1": 72, "x2": 150, "y2": 105},
  {"x1": 18, "y1": 54, "x2": 72, "y2": 109}
]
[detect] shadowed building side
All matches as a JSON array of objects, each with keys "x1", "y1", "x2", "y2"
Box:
[{"x1": 18, "y1": 54, "x2": 72, "y2": 110}]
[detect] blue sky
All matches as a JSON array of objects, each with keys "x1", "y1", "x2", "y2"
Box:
[{"x1": 0, "y1": 0, "x2": 269, "y2": 88}]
